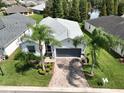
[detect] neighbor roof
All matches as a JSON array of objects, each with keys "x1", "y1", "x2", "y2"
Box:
[
  {"x1": 2, "y1": 0, "x2": 17, "y2": 5},
  {"x1": 5, "y1": 5, "x2": 29, "y2": 14},
  {"x1": 0, "y1": 13, "x2": 35, "y2": 48},
  {"x1": 19, "y1": 0, "x2": 45, "y2": 6},
  {"x1": 32, "y1": 2, "x2": 46, "y2": 11},
  {"x1": 87, "y1": 16, "x2": 124, "y2": 40},
  {"x1": 40, "y1": 17, "x2": 83, "y2": 41}
]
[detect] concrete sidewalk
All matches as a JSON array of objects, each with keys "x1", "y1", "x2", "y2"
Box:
[{"x1": 0, "y1": 86, "x2": 124, "y2": 93}]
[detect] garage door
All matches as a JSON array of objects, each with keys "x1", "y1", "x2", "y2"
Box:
[{"x1": 56, "y1": 48, "x2": 81, "y2": 57}]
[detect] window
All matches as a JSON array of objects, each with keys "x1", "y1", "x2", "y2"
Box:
[{"x1": 27, "y1": 45, "x2": 35, "y2": 53}]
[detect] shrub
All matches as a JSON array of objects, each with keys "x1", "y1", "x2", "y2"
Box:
[
  {"x1": 5, "y1": 55, "x2": 8, "y2": 59},
  {"x1": 14, "y1": 51, "x2": 26, "y2": 61},
  {"x1": 97, "y1": 78, "x2": 103, "y2": 86},
  {"x1": 45, "y1": 68, "x2": 50, "y2": 73},
  {"x1": 15, "y1": 61, "x2": 31, "y2": 74},
  {"x1": 14, "y1": 51, "x2": 40, "y2": 62},
  {"x1": 38, "y1": 69, "x2": 46, "y2": 75},
  {"x1": 26, "y1": 53, "x2": 40, "y2": 61}
]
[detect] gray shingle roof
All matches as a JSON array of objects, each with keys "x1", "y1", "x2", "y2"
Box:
[
  {"x1": 0, "y1": 13, "x2": 35, "y2": 48},
  {"x1": 87, "y1": 16, "x2": 124, "y2": 40},
  {"x1": 5, "y1": 5, "x2": 28, "y2": 14},
  {"x1": 2, "y1": 0, "x2": 17, "y2": 5},
  {"x1": 0, "y1": 19, "x2": 5, "y2": 30}
]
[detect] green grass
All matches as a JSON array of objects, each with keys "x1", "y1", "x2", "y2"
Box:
[
  {"x1": 29, "y1": 14, "x2": 44, "y2": 23},
  {"x1": 83, "y1": 34, "x2": 124, "y2": 89},
  {"x1": 0, "y1": 60, "x2": 52, "y2": 86}
]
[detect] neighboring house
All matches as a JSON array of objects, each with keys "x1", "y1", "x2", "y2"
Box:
[
  {"x1": 85, "y1": 15, "x2": 124, "y2": 56},
  {"x1": 31, "y1": 2, "x2": 46, "y2": 13},
  {"x1": 19, "y1": 0, "x2": 45, "y2": 7},
  {"x1": 5, "y1": 5, "x2": 33, "y2": 15},
  {"x1": 0, "y1": 13, "x2": 35, "y2": 60},
  {"x1": 21, "y1": 17, "x2": 84, "y2": 58},
  {"x1": 2, "y1": 0, "x2": 17, "y2": 5}
]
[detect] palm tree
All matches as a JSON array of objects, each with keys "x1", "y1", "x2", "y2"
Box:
[
  {"x1": 72, "y1": 36, "x2": 84, "y2": 48},
  {"x1": 29, "y1": 24, "x2": 60, "y2": 70},
  {"x1": 85, "y1": 28, "x2": 115, "y2": 75}
]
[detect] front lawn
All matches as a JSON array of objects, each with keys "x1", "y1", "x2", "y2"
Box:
[
  {"x1": 0, "y1": 60, "x2": 52, "y2": 86},
  {"x1": 83, "y1": 34, "x2": 124, "y2": 89},
  {"x1": 0, "y1": 49, "x2": 52, "y2": 86},
  {"x1": 29, "y1": 14, "x2": 44, "y2": 23}
]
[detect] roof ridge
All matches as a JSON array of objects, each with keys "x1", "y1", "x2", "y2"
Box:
[{"x1": 54, "y1": 18, "x2": 70, "y2": 38}]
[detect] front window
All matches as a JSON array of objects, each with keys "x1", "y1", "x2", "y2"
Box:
[{"x1": 27, "y1": 45, "x2": 36, "y2": 53}]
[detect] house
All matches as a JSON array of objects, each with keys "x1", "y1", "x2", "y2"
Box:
[
  {"x1": 85, "y1": 15, "x2": 124, "y2": 56},
  {"x1": 0, "y1": 13, "x2": 35, "y2": 60},
  {"x1": 40, "y1": 17, "x2": 84, "y2": 57},
  {"x1": 2, "y1": 0, "x2": 17, "y2": 5},
  {"x1": 19, "y1": 0, "x2": 45, "y2": 7},
  {"x1": 21, "y1": 17, "x2": 84, "y2": 58},
  {"x1": 5, "y1": 5, "x2": 33, "y2": 15},
  {"x1": 31, "y1": 2, "x2": 46, "y2": 13}
]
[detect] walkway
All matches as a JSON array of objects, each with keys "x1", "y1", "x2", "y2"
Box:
[{"x1": 49, "y1": 57, "x2": 89, "y2": 87}]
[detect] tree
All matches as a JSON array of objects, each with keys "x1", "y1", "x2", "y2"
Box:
[
  {"x1": 88, "y1": 1, "x2": 92, "y2": 14},
  {"x1": 85, "y1": 28, "x2": 114, "y2": 75},
  {"x1": 0, "y1": 1, "x2": 6, "y2": 8},
  {"x1": 106, "y1": 0, "x2": 114, "y2": 15},
  {"x1": 52, "y1": 0, "x2": 64, "y2": 18},
  {"x1": 118, "y1": 2, "x2": 124, "y2": 16},
  {"x1": 114, "y1": 0, "x2": 119, "y2": 15},
  {"x1": 79, "y1": 0, "x2": 88, "y2": 21},
  {"x1": 30, "y1": 24, "x2": 60, "y2": 70},
  {"x1": 69, "y1": 0, "x2": 80, "y2": 21},
  {"x1": 63, "y1": 0, "x2": 69, "y2": 18},
  {"x1": 44, "y1": 0, "x2": 53, "y2": 17},
  {"x1": 100, "y1": 0, "x2": 107, "y2": 16},
  {"x1": 72, "y1": 36, "x2": 84, "y2": 48}
]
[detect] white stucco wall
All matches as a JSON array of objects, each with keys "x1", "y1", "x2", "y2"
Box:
[
  {"x1": 85, "y1": 22, "x2": 96, "y2": 33},
  {"x1": 4, "y1": 37, "x2": 20, "y2": 56},
  {"x1": 20, "y1": 41, "x2": 46, "y2": 56}
]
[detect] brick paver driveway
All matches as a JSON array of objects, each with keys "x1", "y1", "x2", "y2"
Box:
[{"x1": 49, "y1": 57, "x2": 89, "y2": 87}]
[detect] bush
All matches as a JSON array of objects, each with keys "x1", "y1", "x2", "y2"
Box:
[
  {"x1": 38, "y1": 69, "x2": 46, "y2": 75},
  {"x1": 14, "y1": 51, "x2": 26, "y2": 61},
  {"x1": 45, "y1": 68, "x2": 50, "y2": 73},
  {"x1": 14, "y1": 51, "x2": 40, "y2": 62},
  {"x1": 15, "y1": 61, "x2": 32, "y2": 74},
  {"x1": 5, "y1": 55, "x2": 8, "y2": 59},
  {"x1": 97, "y1": 78, "x2": 103, "y2": 86},
  {"x1": 26, "y1": 53, "x2": 40, "y2": 61}
]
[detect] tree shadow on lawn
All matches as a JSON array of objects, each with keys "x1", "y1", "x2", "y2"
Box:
[{"x1": 66, "y1": 58, "x2": 85, "y2": 87}]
